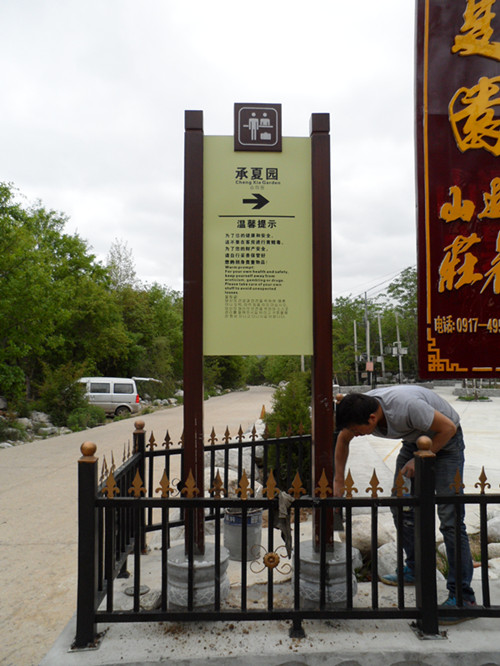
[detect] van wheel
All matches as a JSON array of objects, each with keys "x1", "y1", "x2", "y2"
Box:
[{"x1": 115, "y1": 406, "x2": 131, "y2": 417}]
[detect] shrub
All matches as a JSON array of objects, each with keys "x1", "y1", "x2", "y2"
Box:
[
  {"x1": 0, "y1": 416, "x2": 28, "y2": 442},
  {"x1": 36, "y1": 362, "x2": 90, "y2": 426},
  {"x1": 264, "y1": 371, "x2": 312, "y2": 491},
  {"x1": 67, "y1": 405, "x2": 106, "y2": 431},
  {"x1": 264, "y1": 371, "x2": 311, "y2": 437}
]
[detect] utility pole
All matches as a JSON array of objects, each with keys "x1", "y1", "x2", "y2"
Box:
[
  {"x1": 395, "y1": 311, "x2": 404, "y2": 381},
  {"x1": 377, "y1": 314, "x2": 386, "y2": 378},
  {"x1": 364, "y1": 292, "x2": 372, "y2": 386},
  {"x1": 353, "y1": 320, "x2": 360, "y2": 385}
]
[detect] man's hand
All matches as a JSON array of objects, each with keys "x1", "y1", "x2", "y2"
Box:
[
  {"x1": 401, "y1": 458, "x2": 416, "y2": 478},
  {"x1": 334, "y1": 429, "x2": 354, "y2": 498},
  {"x1": 334, "y1": 478, "x2": 345, "y2": 497}
]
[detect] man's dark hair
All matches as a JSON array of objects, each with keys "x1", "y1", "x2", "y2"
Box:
[{"x1": 335, "y1": 392, "x2": 379, "y2": 431}]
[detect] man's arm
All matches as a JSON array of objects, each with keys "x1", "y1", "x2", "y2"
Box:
[
  {"x1": 401, "y1": 409, "x2": 457, "y2": 477},
  {"x1": 334, "y1": 429, "x2": 355, "y2": 496}
]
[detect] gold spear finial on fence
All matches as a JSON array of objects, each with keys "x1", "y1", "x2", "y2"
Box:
[
  {"x1": 181, "y1": 469, "x2": 200, "y2": 498},
  {"x1": 102, "y1": 471, "x2": 120, "y2": 498},
  {"x1": 345, "y1": 470, "x2": 358, "y2": 498},
  {"x1": 475, "y1": 467, "x2": 491, "y2": 494},
  {"x1": 236, "y1": 470, "x2": 253, "y2": 500},
  {"x1": 148, "y1": 432, "x2": 157, "y2": 450},
  {"x1": 314, "y1": 469, "x2": 332, "y2": 499},
  {"x1": 392, "y1": 469, "x2": 406, "y2": 497},
  {"x1": 100, "y1": 456, "x2": 109, "y2": 483},
  {"x1": 263, "y1": 469, "x2": 279, "y2": 499},
  {"x1": 156, "y1": 470, "x2": 175, "y2": 498},
  {"x1": 366, "y1": 470, "x2": 383, "y2": 498},
  {"x1": 209, "y1": 470, "x2": 226, "y2": 498},
  {"x1": 289, "y1": 471, "x2": 306, "y2": 499},
  {"x1": 128, "y1": 470, "x2": 146, "y2": 498},
  {"x1": 450, "y1": 468, "x2": 465, "y2": 494}
]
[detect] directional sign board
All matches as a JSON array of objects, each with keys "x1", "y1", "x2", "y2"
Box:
[{"x1": 203, "y1": 136, "x2": 313, "y2": 355}]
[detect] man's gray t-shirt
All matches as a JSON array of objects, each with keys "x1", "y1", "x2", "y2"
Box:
[{"x1": 367, "y1": 385, "x2": 460, "y2": 443}]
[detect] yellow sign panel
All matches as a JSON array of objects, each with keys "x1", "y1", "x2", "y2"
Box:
[{"x1": 203, "y1": 136, "x2": 313, "y2": 355}]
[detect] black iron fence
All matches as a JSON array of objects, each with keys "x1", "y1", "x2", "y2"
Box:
[{"x1": 74, "y1": 420, "x2": 500, "y2": 649}]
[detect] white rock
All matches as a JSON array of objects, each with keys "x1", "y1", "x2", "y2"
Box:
[
  {"x1": 488, "y1": 557, "x2": 500, "y2": 572},
  {"x1": 377, "y1": 541, "x2": 398, "y2": 576},
  {"x1": 377, "y1": 541, "x2": 445, "y2": 580},
  {"x1": 487, "y1": 516, "x2": 500, "y2": 542},
  {"x1": 487, "y1": 505, "x2": 500, "y2": 521},
  {"x1": 345, "y1": 513, "x2": 396, "y2": 557},
  {"x1": 203, "y1": 467, "x2": 263, "y2": 498},
  {"x1": 30, "y1": 411, "x2": 51, "y2": 424},
  {"x1": 488, "y1": 542, "x2": 500, "y2": 559}
]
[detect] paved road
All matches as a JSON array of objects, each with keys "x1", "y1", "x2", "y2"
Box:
[{"x1": 0, "y1": 386, "x2": 275, "y2": 666}]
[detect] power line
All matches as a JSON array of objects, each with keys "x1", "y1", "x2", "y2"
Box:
[{"x1": 334, "y1": 265, "x2": 416, "y2": 300}]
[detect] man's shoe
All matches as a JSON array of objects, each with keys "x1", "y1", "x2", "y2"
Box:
[
  {"x1": 439, "y1": 596, "x2": 477, "y2": 625},
  {"x1": 380, "y1": 565, "x2": 415, "y2": 586}
]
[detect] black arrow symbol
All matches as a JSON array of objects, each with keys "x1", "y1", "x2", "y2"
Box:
[{"x1": 242, "y1": 193, "x2": 269, "y2": 210}]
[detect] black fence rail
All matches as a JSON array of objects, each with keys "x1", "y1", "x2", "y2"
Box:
[{"x1": 74, "y1": 420, "x2": 500, "y2": 649}]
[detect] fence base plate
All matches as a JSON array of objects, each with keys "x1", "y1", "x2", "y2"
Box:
[
  {"x1": 410, "y1": 622, "x2": 447, "y2": 640},
  {"x1": 69, "y1": 629, "x2": 108, "y2": 652}
]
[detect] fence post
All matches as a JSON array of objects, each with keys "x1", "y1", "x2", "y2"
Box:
[
  {"x1": 133, "y1": 420, "x2": 147, "y2": 552},
  {"x1": 414, "y1": 435, "x2": 440, "y2": 636},
  {"x1": 74, "y1": 442, "x2": 99, "y2": 648}
]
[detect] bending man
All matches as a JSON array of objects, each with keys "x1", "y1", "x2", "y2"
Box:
[{"x1": 334, "y1": 385, "x2": 476, "y2": 623}]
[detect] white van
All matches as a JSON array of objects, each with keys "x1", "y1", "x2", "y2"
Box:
[{"x1": 79, "y1": 377, "x2": 141, "y2": 416}]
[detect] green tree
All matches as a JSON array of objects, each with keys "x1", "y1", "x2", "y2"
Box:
[
  {"x1": 332, "y1": 296, "x2": 366, "y2": 384},
  {"x1": 0, "y1": 183, "x2": 132, "y2": 405},
  {"x1": 204, "y1": 356, "x2": 245, "y2": 392},
  {"x1": 383, "y1": 266, "x2": 418, "y2": 377}
]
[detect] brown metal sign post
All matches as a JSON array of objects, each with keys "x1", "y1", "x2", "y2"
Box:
[
  {"x1": 183, "y1": 110, "x2": 205, "y2": 555},
  {"x1": 310, "y1": 113, "x2": 334, "y2": 550},
  {"x1": 183, "y1": 107, "x2": 334, "y2": 556}
]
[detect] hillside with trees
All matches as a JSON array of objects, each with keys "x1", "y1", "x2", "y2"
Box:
[{"x1": 0, "y1": 183, "x2": 418, "y2": 427}]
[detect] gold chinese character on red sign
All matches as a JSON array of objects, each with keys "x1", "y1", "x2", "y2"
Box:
[
  {"x1": 452, "y1": 0, "x2": 500, "y2": 61},
  {"x1": 449, "y1": 75, "x2": 500, "y2": 156},
  {"x1": 438, "y1": 233, "x2": 483, "y2": 291}
]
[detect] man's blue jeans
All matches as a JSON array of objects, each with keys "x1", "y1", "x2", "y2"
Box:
[{"x1": 390, "y1": 427, "x2": 475, "y2": 601}]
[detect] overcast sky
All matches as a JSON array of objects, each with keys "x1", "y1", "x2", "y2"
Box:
[{"x1": 1, "y1": 0, "x2": 416, "y2": 299}]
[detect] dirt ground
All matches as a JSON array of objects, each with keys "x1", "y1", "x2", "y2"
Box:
[{"x1": 0, "y1": 386, "x2": 274, "y2": 666}]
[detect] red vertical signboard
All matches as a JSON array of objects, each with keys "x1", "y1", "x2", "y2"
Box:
[{"x1": 416, "y1": 0, "x2": 500, "y2": 378}]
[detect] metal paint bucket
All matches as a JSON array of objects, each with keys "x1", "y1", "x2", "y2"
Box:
[{"x1": 223, "y1": 507, "x2": 263, "y2": 561}]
